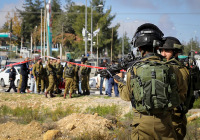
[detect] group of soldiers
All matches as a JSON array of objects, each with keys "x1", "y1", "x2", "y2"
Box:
[
  {"x1": 113, "y1": 23, "x2": 199, "y2": 140},
  {"x1": 17, "y1": 56, "x2": 91, "y2": 98}
]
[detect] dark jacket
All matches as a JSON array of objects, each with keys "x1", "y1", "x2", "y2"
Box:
[
  {"x1": 20, "y1": 62, "x2": 29, "y2": 76},
  {"x1": 9, "y1": 67, "x2": 16, "y2": 81}
]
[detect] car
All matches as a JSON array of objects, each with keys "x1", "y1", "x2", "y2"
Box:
[{"x1": 0, "y1": 66, "x2": 31, "y2": 88}]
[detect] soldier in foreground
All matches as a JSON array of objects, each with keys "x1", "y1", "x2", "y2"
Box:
[
  {"x1": 63, "y1": 59, "x2": 75, "y2": 98},
  {"x1": 160, "y1": 37, "x2": 190, "y2": 140},
  {"x1": 116, "y1": 23, "x2": 183, "y2": 139},
  {"x1": 32, "y1": 58, "x2": 44, "y2": 94}
]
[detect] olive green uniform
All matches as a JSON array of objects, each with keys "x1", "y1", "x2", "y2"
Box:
[
  {"x1": 54, "y1": 63, "x2": 63, "y2": 93},
  {"x1": 63, "y1": 64, "x2": 75, "y2": 95},
  {"x1": 118, "y1": 55, "x2": 185, "y2": 140},
  {"x1": 169, "y1": 58, "x2": 189, "y2": 140},
  {"x1": 17, "y1": 74, "x2": 22, "y2": 92},
  {"x1": 73, "y1": 65, "x2": 79, "y2": 91},
  {"x1": 46, "y1": 61, "x2": 56, "y2": 93},
  {"x1": 32, "y1": 63, "x2": 44, "y2": 93},
  {"x1": 80, "y1": 65, "x2": 91, "y2": 95},
  {"x1": 43, "y1": 66, "x2": 49, "y2": 90}
]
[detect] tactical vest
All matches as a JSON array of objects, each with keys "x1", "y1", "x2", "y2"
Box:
[
  {"x1": 130, "y1": 60, "x2": 180, "y2": 114},
  {"x1": 65, "y1": 66, "x2": 74, "y2": 78}
]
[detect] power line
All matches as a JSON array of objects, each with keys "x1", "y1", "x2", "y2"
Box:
[{"x1": 1, "y1": 11, "x2": 200, "y2": 15}]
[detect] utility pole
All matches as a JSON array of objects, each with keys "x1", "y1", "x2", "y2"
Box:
[
  {"x1": 111, "y1": 27, "x2": 113, "y2": 62},
  {"x1": 44, "y1": 0, "x2": 46, "y2": 60},
  {"x1": 122, "y1": 33, "x2": 124, "y2": 58},
  {"x1": 61, "y1": 24, "x2": 64, "y2": 60},
  {"x1": 90, "y1": 4, "x2": 93, "y2": 58},
  {"x1": 31, "y1": 33, "x2": 33, "y2": 59},
  {"x1": 41, "y1": 9, "x2": 43, "y2": 58},
  {"x1": 85, "y1": 0, "x2": 88, "y2": 56},
  {"x1": 97, "y1": 23, "x2": 99, "y2": 66}
]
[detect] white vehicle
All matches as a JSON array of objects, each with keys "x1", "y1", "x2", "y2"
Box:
[{"x1": 0, "y1": 66, "x2": 31, "y2": 88}]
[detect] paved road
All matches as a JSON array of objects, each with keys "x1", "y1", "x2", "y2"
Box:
[{"x1": 0, "y1": 85, "x2": 111, "y2": 96}]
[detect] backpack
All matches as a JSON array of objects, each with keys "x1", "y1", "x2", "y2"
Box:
[
  {"x1": 130, "y1": 60, "x2": 180, "y2": 114},
  {"x1": 65, "y1": 66, "x2": 74, "y2": 78}
]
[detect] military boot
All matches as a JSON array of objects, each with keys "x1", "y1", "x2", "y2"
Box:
[{"x1": 50, "y1": 92, "x2": 56, "y2": 98}]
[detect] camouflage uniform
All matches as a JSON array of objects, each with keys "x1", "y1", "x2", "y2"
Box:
[
  {"x1": 32, "y1": 63, "x2": 44, "y2": 93},
  {"x1": 80, "y1": 64, "x2": 91, "y2": 95},
  {"x1": 118, "y1": 55, "x2": 185, "y2": 140},
  {"x1": 63, "y1": 63, "x2": 75, "y2": 98},
  {"x1": 17, "y1": 74, "x2": 22, "y2": 93},
  {"x1": 169, "y1": 58, "x2": 189, "y2": 140},
  {"x1": 45, "y1": 59, "x2": 56, "y2": 98},
  {"x1": 54, "y1": 63, "x2": 63, "y2": 94}
]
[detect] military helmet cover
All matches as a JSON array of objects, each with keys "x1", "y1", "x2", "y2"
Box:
[
  {"x1": 161, "y1": 36, "x2": 183, "y2": 52},
  {"x1": 132, "y1": 23, "x2": 164, "y2": 48}
]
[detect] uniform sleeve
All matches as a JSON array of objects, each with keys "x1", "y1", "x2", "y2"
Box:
[
  {"x1": 32, "y1": 64, "x2": 36, "y2": 77},
  {"x1": 118, "y1": 71, "x2": 132, "y2": 101},
  {"x1": 172, "y1": 65, "x2": 187, "y2": 103},
  {"x1": 179, "y1": 67, "x2": 190, "y2": 102},
  {"x1": 63, "y1": 67, "x2": 66, "y2": 78}
]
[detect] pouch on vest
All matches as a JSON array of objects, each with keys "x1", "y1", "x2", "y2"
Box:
[
  {"x1": 130, "y1": 61, "x2": 180, "y2": 114},
  {"x1": 65, "y1": 66, "x2": 74, "y2": 78}
]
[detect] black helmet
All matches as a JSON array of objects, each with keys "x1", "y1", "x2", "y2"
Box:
[
  {"x1": 161, "y1": 36, "x2": 183, "y2": 53},
  {"x1": 69, "y1": 59, "x2": 74, "y2": 62},
  {"x1": 132, "y1": 23, "x2": 164, "y2": 48},
  {"x1": 81, "y1": 57, "x2": 88, "y2": 63}
]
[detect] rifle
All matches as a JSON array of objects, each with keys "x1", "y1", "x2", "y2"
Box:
[{"x1": 97, "y1": 52, "x2": 140, "y2": 85}]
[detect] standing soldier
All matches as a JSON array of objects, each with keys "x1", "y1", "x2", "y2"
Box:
[
  {"x1": 54, "y1": 57, "x2": 63, "y2": 94},
  {"x1": 43, "y1": 60, "x2": 49, "y2": 91},
  {"x1": 32, "y1": 58, "x2": 44, "y2": 94},
  {"x1": 116, "y1": 23, "x2": 184, "y2": 139},
  {"x1": 80, "y1": 58, "x2": 90, "y2": 95},
  {"x1": 159, "y1": 37, "x2": 189, "y2": 140},
  {"x1": 86, "y1": 61, "x2": 91, "y2": 95},
  {"x1": 63, "y1": 59, "x2": 75, "y2": 98},
  {"x1": 45, "y1": 58, "x2": 56, "y2": 98},
  {"x1": 73, "y1": 65, "x2": 80, "y2": 94}
]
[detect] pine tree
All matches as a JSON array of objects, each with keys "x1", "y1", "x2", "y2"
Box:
[{"x1": 17, "y1": 0, "x2": 43, "y2": 44}]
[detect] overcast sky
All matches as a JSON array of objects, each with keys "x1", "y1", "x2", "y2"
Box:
[{"x1": 0, "y1": 0, "x2": 200, "y2": 44}]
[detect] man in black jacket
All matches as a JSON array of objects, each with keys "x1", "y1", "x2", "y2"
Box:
[
  {"x1": 5, "y1": 65, "x2": 17, "y2": 92},
  {"x1": 20, "y1": 57, "x2": 30, "y2": 93}
]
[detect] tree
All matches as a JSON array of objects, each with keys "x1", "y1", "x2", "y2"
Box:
[
  {"x1": 17, "y1": 0, "x2": 43, "y2": 44},
  {"x1": 117, "y1": 32, "x2": 131, "y2": 57},
  {"x1": 0, "y1": 12, "x2": 22, "y2": 46},
  {"x1": 63, "y1": 0, "x2": 121, "y2": 57},
  {"x1": 183, "y1": 37, "x2": 200, "y2": 55}
]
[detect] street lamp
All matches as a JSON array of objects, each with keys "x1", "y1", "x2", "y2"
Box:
[
  {"x1": 85, "y1": 0, "x2": 88, "y2": 57},
  {"x1": 90, "y1": 3, "x2": 103, "y2": 58}
]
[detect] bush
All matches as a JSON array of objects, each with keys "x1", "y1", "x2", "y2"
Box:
[
  {"x1": 85, "y1": 104, "x2": 121, "y2": 118},
  {"x1": 0, "y1": 104, "x2": 80, "y2": 124},
  {"x1": 193, "y1": 98, "x2": 200, "y2": 108}
]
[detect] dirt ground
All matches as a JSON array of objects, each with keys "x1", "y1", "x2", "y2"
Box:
[
  {"x1": 0, "y1": 92, "x2": 131, "y2": 140},
  {"x1": 0, "y1": 92, "x2": 199, "y2": 140}
]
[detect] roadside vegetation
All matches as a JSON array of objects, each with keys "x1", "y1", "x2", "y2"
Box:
[{"x1": 0, "y1": 95, "x2": 200, "y2": 139}]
